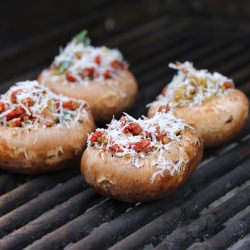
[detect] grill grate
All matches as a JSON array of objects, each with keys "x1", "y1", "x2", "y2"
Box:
[{"x1": 0, "y1": 10, "x2": 250, "y2": 250}]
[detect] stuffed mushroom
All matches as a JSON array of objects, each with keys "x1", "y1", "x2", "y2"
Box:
[
  {"x1": 81, "y1": 107, "x2": 203, "y2": 202},
  {"x1": 39, "y1": 30, "x2": 138, "y2": 123},
  {"x1": 0, "y1": 81, "x2": 95, "y2": 174},
  {"x1": 148, "y1": 62, "x2": 249, "y2": 148}
]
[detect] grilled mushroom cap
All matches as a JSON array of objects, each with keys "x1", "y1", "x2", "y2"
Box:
[
  {"x1": 148, "y1": 89, "x2": 249, "y2": 148},
  {"x1": 81, "y1": 112, "x2": 203, "y2": 202},
  {"x1": 39, "y1": 70, "x2": 138, "y2": 123}
]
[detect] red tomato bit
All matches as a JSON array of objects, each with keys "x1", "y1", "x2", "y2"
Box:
[
  {"x1": 110, "y1": 60, "x2": 128, "y2": 70},
  {"x1": 22, "y1": 97, "x2": 35, "y2": 107},
  {"x1": 0, "y1": 102, "x2": 5, "y2": 113},
  {"x1": 6, "y1": 106, "x2": 26, "y2": 121},
  {"x1": 223, "y1": 82, "x2": 234, "y2": 89},
  {"x1": 10, "y1": 91, "x2": 19, "y2": 104},
  {"x1": 123, "y1": 123, "x2": 142, "y2": 136},
  {"x1": 95, "y1": 55, "x2": 101, "y2": 65},
  {"x1": 89, "y1": 131, "x2": 104, "y2": 143},
  {"x1": 103, "y1": 70, "x2": 111, "y2": 79},
  {"x1": 130, "y1": 139, "x2": 153, "y2": 153},
  {"x1": 10, "y1": 118, "x2": 21, "y2": 127},
  {"x1": 62, "y1": 100, "x2": 80, "y2": 111},
  {"x1": 145, "y1": 131, "x2": 152, "y2": 140},
  {"x1": 66, "y1": 71, "x2": 77, "y2": 82},
  {"x1": 109, "y1": 144, "x2": 124, "y2": 153},
  {"x1": 82, "y1": 67, "x2": 95, "y2": 78}
]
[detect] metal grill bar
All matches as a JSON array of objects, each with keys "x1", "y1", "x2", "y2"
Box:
[
  {"x1": 62, "y1": 153, "x2": 250, "y2": 249},
  {"x1": 0, "y1": 189, "x2": 101, "y2": 250},
  {"x1": 0, "y1": 174, "x2": 26, "y2": 196},
  {"x1": 0, "y1": 166, "x2": 78, "y2": 216},
  {"x1": 94, "y1": 159, "x2": 250, "y2": 250},
  {"x1": 24, "y1": 200, "x2": 132, "y2": 250},
  {"x1": 189, "y1": 212, "x2": 250, "y2": 250},
  {"x1": 19, "y1": 138, "x2": 250, "y2": 250},
  {"x1": 236, "y1": 239, "x2": 250, "y2": 250},
  {"x1": 0, "y1": 176, "x2": 85, "y2": 238},
  {"x1": 155, "y1": 185, "x2": 250, "y2": 250}
]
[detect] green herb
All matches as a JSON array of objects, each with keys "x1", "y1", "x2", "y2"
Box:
[
  {"x1": 58, "y1": 61, "x2": 71, "y2": 75},
  {"x1": 53, "y1": 117, "x2": 60, "y2": 123},
  {"x1": 52, "y1": 61, "x2": 71, "y2": 75},
  {"x1": 73, "y1": 30, "x2": 90, "y2": 46}
]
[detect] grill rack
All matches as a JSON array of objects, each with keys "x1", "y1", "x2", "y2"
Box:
[{"x1": 0, "y1": 5, "x2": 250, "y2": 250}]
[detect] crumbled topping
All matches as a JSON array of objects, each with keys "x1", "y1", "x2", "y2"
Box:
[
  {"x1": 48, "y1": 30, "x2": 128, "y2": 84},
  {"x1": 149, "y1": 61, "x2": 234, "y2": 107},
  {"x1": 0, "y1": 81, "x2": 89, "y2": 128},
  {"x1": 88, "y1": 110, "x2": 190, "y2": 181}
]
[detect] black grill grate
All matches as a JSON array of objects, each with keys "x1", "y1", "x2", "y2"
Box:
[{"x1": 0, "y1": 9, "x2": 250, "y2": 250}]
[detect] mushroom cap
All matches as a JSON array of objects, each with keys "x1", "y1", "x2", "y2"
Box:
[
  {"x1": 81, "y1": 126, "x2": 203, "y2": 202},
  {"x1": 39, "y1": 70, "x2": 138, "y2": 123},
  {"x1": 148, "y1": 89, "x2": 249, "y2": 148}
]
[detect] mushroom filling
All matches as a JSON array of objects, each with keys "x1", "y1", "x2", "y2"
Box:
[
  {"x1": 0, "y1": 81, "x2": 88, "y2": 128},
  {"x1": 88, "y1": 110, "x2": 192, "y2": 179},
  {"x1": 88, "y1": 110, "x2": 187, "y2": 156},
  {"x1": 151, "y1": 61, "x2": 234, "y2": 107},
  {"x1": 48, "y1": 30, "x2": 128, "y2": 84}
]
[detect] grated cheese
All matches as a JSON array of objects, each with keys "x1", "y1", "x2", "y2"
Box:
[
  {"x1": 0, "y1": 81, "x2": 89, "y2": 128},
  {"x1": 43, "y1": 36, "x2": 128, "y2": 85},
  {"x1": 148, "y1": 61, "x2": 234, "y2": 108},
  {"x1": 88, "y1": 111, "x2": 191, "y2": 181}
]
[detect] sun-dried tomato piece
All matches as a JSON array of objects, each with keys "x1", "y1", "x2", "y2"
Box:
[
  {"x1": 82, "y1": 67, "x2": 95, "y2": 77},
  {"x1": 103, "y1": 70, "x2": 111, "y2": 79},
  {"x1": 10, "y1": 118, "x2": 21, "y2": 127},
  {"x1": 89, "y1": 131, "x2": 104, "y2": 143},
  {"x1": 0, "y1": 102, "x2": 6, "y2": 113},
  {"x1": 123, "y1": 123, "x2": 142, "y2": 136},
  {"x1": 145, "y1": 131, "x2": 152, "y2": 140},
  {"x1": 156, "y1": 133, "x2": 171, "y2": 144},
  {"x1": 22, "y1": 97, "x2": 35, "y2": 107},
  {"x1": 223, "y1": 82, "x2": 234, "y2": 89},
  {"x1": 66, "y1": 71, "x2": 77, "y2": 82},
  {"x1": 110, "y1": 60, "x2": 128, "y2": 70},
  {"x1": 6, "y1": 106, "x2": 26, "y2": 121},
  {"x1": 109, "y1": 144, "x2": 124, "y2": 153},
  {"x1": 10, "y1": 90, "x2": 21, "y2": 104},
  {"x1": 130, "y1": 139, "x2": 153, "y2": 153},
  {"x1": 62, "y1": 100, "x2": 80, "y2": 111},
  {"x1": 95, "y1": 55, "x2": 101, "y2": 65},
  {"x1": 111, "y1": 60, "x2": 120, "y2": 69}
]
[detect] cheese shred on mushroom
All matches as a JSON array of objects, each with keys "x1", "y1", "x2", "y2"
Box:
[
  {"x1": 88, "y1": 111, "x2": 189, "y2": 179},
  {"x1": 149, "y1": 61, "x2": 235, "y2": 108},
  {"x1": 0, "y1": 81, "x2": 89, "y2": 128},
  {"x1": 47, "y1": 30, "x2": 128, "y2": 84}
]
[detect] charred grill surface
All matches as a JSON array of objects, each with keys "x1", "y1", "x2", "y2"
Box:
[{"x1": 0, "y1": 2, "x2": 250, "y2": 249}]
